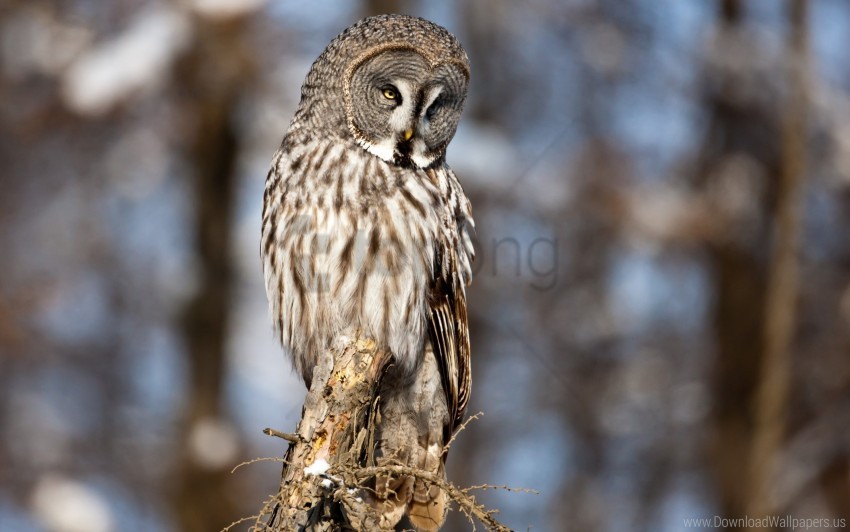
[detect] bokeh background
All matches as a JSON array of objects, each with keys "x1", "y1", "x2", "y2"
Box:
[{"x1": 2, "y1": 0, "x2": 849, "y2": 531}]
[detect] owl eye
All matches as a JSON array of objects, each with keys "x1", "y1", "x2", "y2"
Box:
[
  {"x1": 426, "y1": 99, "x2": 442, "y2": 119},
  {"x1": 381, "y1": 86, "x2": 400, "y2": 101}
]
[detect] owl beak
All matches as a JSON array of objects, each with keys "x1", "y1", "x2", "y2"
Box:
[{"x1": 403, "y1": 128, "x2": 414, "y2": 141}]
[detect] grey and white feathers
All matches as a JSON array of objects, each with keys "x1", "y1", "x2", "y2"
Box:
[{"x1": 261, "y1": 15, "x2": 474, "y2": 530}]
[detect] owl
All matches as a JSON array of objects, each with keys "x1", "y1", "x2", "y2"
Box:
[{"x1": 261, "y1": 14, "x2": 474, "y2": 531}]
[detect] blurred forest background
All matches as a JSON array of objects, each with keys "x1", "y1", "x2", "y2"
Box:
[{"x1": 1, "y1": 0, "x2": 849, "y2": 531}]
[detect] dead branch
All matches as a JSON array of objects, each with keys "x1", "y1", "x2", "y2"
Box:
[{"x1": 262, "y1": 427, "x2": 300, "y2": 443}]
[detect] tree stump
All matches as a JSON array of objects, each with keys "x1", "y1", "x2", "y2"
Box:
[
  {"x1": 256, "y1": 333, "x2": 513, "y2": 531},
  {"x1": 263, "y1": 333, "x2": 394, "y2": 530}
]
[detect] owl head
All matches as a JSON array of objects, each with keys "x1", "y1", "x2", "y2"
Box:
[{"x1": 293, "y1": 15, "x2": 470, "y2": 169}]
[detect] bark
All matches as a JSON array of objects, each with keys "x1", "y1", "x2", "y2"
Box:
[{"x1": 262, "y1": 334, "x2": 395, "y2": 531}]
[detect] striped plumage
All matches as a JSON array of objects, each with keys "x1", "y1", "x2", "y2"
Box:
[{"x1": 261, "y1": 15, "x2": 474, "y2": 530}]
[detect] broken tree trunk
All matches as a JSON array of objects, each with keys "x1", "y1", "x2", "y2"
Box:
[
  {"x1": 261, "y1": 333, "x2": 394, "y2": 530},
  {"x1": 254, "y1": 332, "x2": 513, "y2": 531}
]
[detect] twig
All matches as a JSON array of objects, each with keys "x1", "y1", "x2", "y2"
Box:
[
  {"x1": 262, "y1": 427, "x2": 300, "y2": 443},
  {"x1": 230, "y1": 456, "x2": 286, "y2": 475},
  {"x1": 464, "y1": 484, "x2": 539, "y2": 495},
  {"x1": 221, "y1": 513, "x2": 261, "y2": 532},
  {"x1": 441, "y1": 411, "x2": 483, "y2": 458}
]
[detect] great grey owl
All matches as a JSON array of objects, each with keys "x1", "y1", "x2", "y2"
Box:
[{"x1": 261, "y1": 14, "x2": 474, "y2": 530}]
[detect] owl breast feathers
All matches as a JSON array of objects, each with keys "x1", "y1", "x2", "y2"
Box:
[{"x1": 261, "y1": 15, "x2": 474, "y2": 531}]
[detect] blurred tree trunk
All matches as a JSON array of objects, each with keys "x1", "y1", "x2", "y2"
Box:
[
  {"x1": 172, "y1": 12, "x2": 255, "y2": 532},
  {"x1": 698, "y1": 0, "x2": 776, "y2": 528},
  {"x1": 550, "y1": 139, "x2": 622, "y2": 532},
  {"x1": 460, "y1": 0, "x2": 515, "y2": 127},
  {"x1": 746, "y1": 0, "x2": 808, "y2": 525},
  {"x1": 363, "y1": 0, "x2": 405, "y2": 17}
]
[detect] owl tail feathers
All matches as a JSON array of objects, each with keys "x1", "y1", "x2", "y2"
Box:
[
  {"x1": 406, "y1": 483, "x2": 448, "y2": 532},
  {"x1": 406, "y1": 453, "x2": 448, "y2": 531},
  {"x1": 369, "y1": 462, "x2": 448, "y2": 531},
  {"x1": 371, "y1": 473, "x2": 412, "y2": 528}
]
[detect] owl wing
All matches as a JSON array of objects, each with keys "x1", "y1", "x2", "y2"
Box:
[
  {"x1": 427, "y1": 275, "x2": 470, "y2": 438},
  {"x1": 427, "y1": 167, "x2": 473, "y2": 437}
]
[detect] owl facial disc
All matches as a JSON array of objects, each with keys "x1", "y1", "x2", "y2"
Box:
[{"x1": 346, "y1": 48, "x2": 468, "y2": 169}]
